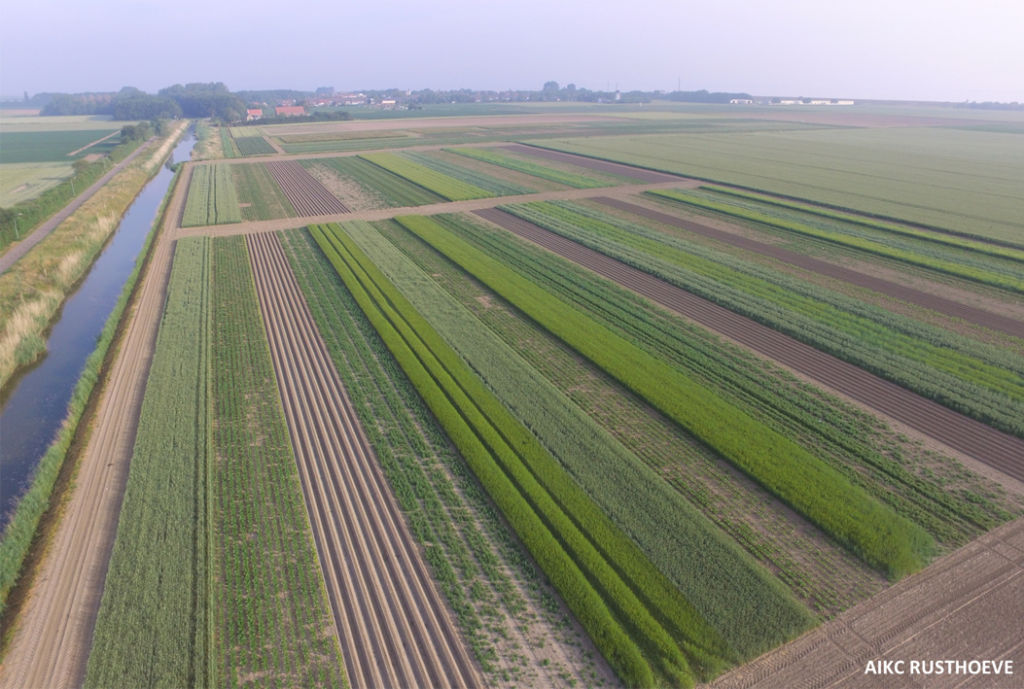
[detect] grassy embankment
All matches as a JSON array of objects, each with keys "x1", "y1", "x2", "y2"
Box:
[
  {"x1": 0, "y1": 120, "x2": 188, "y2": 390},
  {"x1": 0, "y1": 163, "x2": 184, "y2": 627}
]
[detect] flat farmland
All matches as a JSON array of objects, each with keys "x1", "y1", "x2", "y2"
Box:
[
  {"x1": 264, "y1": 160, "x2": 350, "y2": 215},
  {"x1": 0, "y1": 162, "x2": 74, "y2": 206},
  {"x1": 470, "y1": 208, "x2": 1024, "y2": 479},
  {"x1": 0, "y1": 129, "x2": 120, "y2": 163},
  {"x1": 247, "y1": 231, "x2": 479, "y2": 689},
  {"x1": 532, "y1": 127, "x2": 1024, "y2": 245}
]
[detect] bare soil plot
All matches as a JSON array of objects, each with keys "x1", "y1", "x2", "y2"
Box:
[
  {"x1": 473, "y1": 208, "x2": 1024, "y2": 482},
  {"x1": 593, "y1": 197, "x2": 1024, "y2": 339},
  {"x1": 712, "y1": 517, "x2": 1024, "y2": 689},
  {"x1": 264, "y1": 160, "x2": 350, "y2": 216},
  {"x1": 246, "y1": 232, "x2": 479, "y2": 689}
]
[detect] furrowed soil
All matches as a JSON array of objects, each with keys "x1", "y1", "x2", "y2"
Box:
[{"x1": 247, "y1": 231, "x2": 479, "y2": 689}]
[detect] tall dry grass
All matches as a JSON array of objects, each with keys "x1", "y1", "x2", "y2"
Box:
[{"x1": 0, "y1": 121, "x2": 188, "y2": 390}]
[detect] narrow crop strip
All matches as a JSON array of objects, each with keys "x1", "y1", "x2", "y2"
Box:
[
  {"x1": 360, "y1": 152, "x2": 493, "y2": 201},
  {"x1": 312, "y1": 222, "x2": 736, "y2": 687},
  {"x1": 651, "y1": 189, "x2": 1024, "y2": 293},
  {"x1": 397, "y1": 214, "x2": 936, "y2": 580},
  {"x1": 702, "y1": 185, "x2": 1024, "y2": 264},
  {"x1": 448, "y1": 147, "x2": 610, "y2": 188}
]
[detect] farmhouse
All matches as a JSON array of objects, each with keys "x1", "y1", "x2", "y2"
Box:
[
  {"x1": 246, "y1": 109, "x2": 262, "y2": 121},
  {"x1": 274, "y1": 106, "x2": 306, "y2": 117}
]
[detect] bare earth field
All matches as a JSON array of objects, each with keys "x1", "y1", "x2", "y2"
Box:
[
  {"x1": 712, "y1": 517, "x2": 1024, "y2": 689},
  {"x1": 247, "y1": 232, "x2": 480, "y2": 689}
]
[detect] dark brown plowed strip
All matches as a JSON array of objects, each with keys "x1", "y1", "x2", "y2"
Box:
[
  {"x1": 593, "y1": 197, "x2": 1024, "y2": 339},
  {"x1": 473, "y1": 208, "x2": 1024, "y2": 482},
  {"x1": 247, "y1": 232, "x2": 479, "y2": 689},
  {"x1": 264, "y1": 160, "x2": 350, "y2": 217},
  {"x1": 499, "y1": 143, "x2": 684, "y2": 183}
]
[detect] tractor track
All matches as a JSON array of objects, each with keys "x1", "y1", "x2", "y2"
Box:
[
  {"x1": 592, "y1": 197, "x2": 1024, "y2": 339},
  {"x1": 264, "y1": 160, "x2": 351, "y2": 216},
  {"x1": 246, "y1": 231, "x2": 479, "y2": 689},
  {"x1": 474, "y1": 208, "x2": 1024, "y2": 483}
]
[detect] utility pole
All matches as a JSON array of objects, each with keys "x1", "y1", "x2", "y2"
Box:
[{"x1": 14, "y1": 213, "x2": 21, "y2": 239}]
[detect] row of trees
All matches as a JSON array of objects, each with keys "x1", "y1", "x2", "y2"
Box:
[{"x1": 40, "y1": 83, "x2": 247, "y2": 122}]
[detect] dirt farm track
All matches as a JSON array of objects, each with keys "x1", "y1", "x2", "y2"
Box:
[
  {"x1": 247, "y1": 232, "x2": 479, "y2": 689},
  {"x1": 713, "y1": 517, "x2": 1024, "y2": 689}
]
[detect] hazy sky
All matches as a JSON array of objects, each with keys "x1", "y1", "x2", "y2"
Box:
[{"x1": 2, "y1": 0, "x2": 1022, "y2": 102}]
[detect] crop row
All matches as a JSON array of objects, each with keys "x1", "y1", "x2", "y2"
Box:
[
  {"x1": 210, "y1": 236, "x2": 346, "y2": 687},
  {"x1": 280, "y1": 227, "x2": 580, "y2": 682},
  {"x1": 355, "y1": 217, "x2": 819, "y2": 649},
  {"x1": 439, "y1": 212, "x2": 1018, "y2": 548},
  {"x1": 312, "y1": 221, "x2": 735, "y2": 687},
  {"x1": 182, "y1": 164, "x2": 242, "y2": 227},
  {"x1": 399, "y1": 151, "x2": 534, "y2": 196},
  {"x1": 504, "y1": 202, "x2": 1024, "y2": 438},
  {"x1": 85, "y1": 237, "x2": 213, "y2": 688},
  {"x1": 449, "y1": 146, "x2": 610, "y2": 188},
  {"x1": 235, "y1": 136, "x2": 276, "y2": 157},
  {"x1": 651, "y1": 189, "x2": 1024, "y2": 293},
  {"x1": 398, "y1": 214, "x2": 935, "y2": 579},
  {"x1": 360, "y1": 152, "x2": 493, "y2": 201},
  {"x1": 232, "y1": 163, "x2": 296, "y2": 222},
  {"x1": 220, "y1": 128, "x2": 239, "y2": 158},
  {"x1": 702, "y1": 185, "x2": 1024, "y2": 263},
  {"x1": 375, "y1": 218, "x2": 885, "y2": 617},
  {"x1": 307, "y1": 157, "x2": 442, "y2": 207}
]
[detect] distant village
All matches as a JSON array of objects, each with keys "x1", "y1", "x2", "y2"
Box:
[{"x1": 730, "y1": 98, "x2": 856, "y2": 105}]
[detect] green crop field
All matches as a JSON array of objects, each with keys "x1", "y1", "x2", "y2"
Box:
[
  {"x1": 0, "y1": 129, "x2": 119, "y2": 163},
  {"x1": 234, "y1": 136, "x2": 276, "y2": 156},
  {"x1": 209, "y1": 236, "x2": 346, "y2": 687},
  {"x1": 399, "y1": 151, "x2": 534, "y2": 196},
  {"x1": 232, "y1": 163, "x2": 295, "y2": 221},
  {"x1": 307, "y1": 156, "x2": 443, "y2": 207},
  {"x1": 0, "y1": 162, "x2": 75, "y2": 206},
  {"x1": 435, "y1": 212, "x2": 1019, "y2": 552},
  {"x1": 360, "y1": 152, "x2": 493, "y2": 200},
  {"x1": 313, "y1": 221, "x2": 752, "y2": 686},
  {"x1": 281, "y1": 228, "x2": 614, "y2": 684},
  {"x1": 86, "y1": 237, "x2": 213, "y2": 688},
  {"x1": 531, "y1": 128, "x2": 1024, "y2": 245},
  {"x1": 651, "y1": 189, "x2": 1024, "y2": 293},
  {"x1": 220, "y1": 128, "x2": 239, "y2": 158},
  {"x1": 398, "y1": 214, "x2": 935, "y2": 579},
  {"x1": 449, "y1": 146, "x2": 619, "y2": 188},
  {"x1": 500, "y1": 201, "x2": 1024, "y2": 438},
  {"x1": 182, "y1": 164, "x2": 242, "y2": 227}
]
